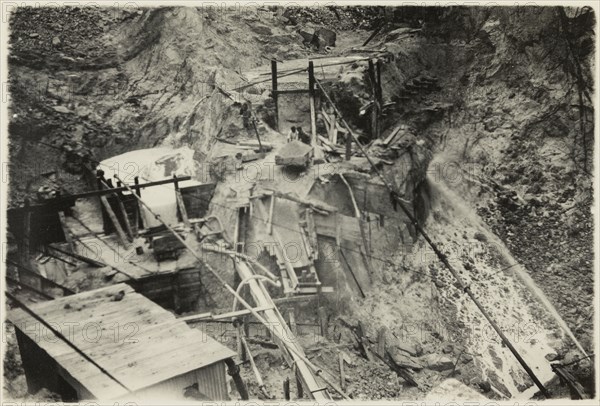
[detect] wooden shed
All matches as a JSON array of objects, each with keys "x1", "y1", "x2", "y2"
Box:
[{"x1": 7, "y1": 284, "x2": 237, "y2": 401}]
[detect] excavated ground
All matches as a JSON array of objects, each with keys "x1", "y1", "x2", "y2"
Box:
[{"x1": 4, "y1": 5, "x2": 595, "y2": 401}]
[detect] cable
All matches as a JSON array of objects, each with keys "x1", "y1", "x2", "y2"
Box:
[{"x1": 314, "y1": 77, "x2": 551, "y2": 398}]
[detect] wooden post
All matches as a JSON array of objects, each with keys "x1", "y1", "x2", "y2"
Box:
[
  {"x1": 318, "y1": 306, "x2": 328, "y2": 338},
  {"x1": 287, "y1": 308, "x2": 297, "y2": 336},
  {"x1": 133, "y1": 176, "x2": 144, "y2": 231},
  {"x1": 338, "y1": 352, "x2": 346, "y2": 391},
  {"x1": 345, "y1": 133, "x2": 352, "y2": 160},
  {"x1": 57, "y1": 211, "x2": 75, "y2": 253},
  {"x1": 114, "y1": 194, "x2": 134, "y2": 242},
  {"x1": 172, "y1": 273, "x2": 181, "y2": 312},
  {"x1": 308, "y1": 61, "x2": 317, "y2": 145},
  {"x1": 271, "y1": 60, "x2": 279, "y2": 132},
  {"x1": 99, "y1": 177, "x2": 132, "y2": 243},
  {"x1": 21, "y1": 199, "x2": 31, "y2": 267},
  {"x1": 329, "y1": 110, "x2": 338, "y2": 144},
  {"x1": 99, "y1": 194, "x2": 129, "y2": 247},
  {"x1": 283, "y1": 377, "x2": 290, "y2": 400},
  {"x1": 368, "y1": 59, "x2": 379, "y2": 140},
  {"x1": 267, "y1": 195, "x2": 275, "y2": 235},
  {"x1": 376, "y1": 59, "x2": 383, "y2": 140},
  {"x1": 173, "y1": 175, "x2": 191, "y2": 228},
  {"x1": 236, "y1": 317, "x2": 247, "y2": 362},
  {"x1": 295, "y1": 365, "x2": 304, "y2": 398}
]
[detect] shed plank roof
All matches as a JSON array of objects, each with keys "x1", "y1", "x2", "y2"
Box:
[{"x1": 8, "y1": 283, "x2": 235, "y2": 399}]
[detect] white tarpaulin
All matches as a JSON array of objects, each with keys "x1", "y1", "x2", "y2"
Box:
[{"x1": 98, "y1": 147, "x2": 197, "y2": 228}]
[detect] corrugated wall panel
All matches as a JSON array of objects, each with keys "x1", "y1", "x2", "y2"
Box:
[{"x1": 196, "y1": 361, "x2": 228, "y2": 400}]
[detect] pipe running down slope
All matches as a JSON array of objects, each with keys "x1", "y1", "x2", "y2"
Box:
[{"x1": 113, "y1": 175, "x2": 340, "y2": 401}]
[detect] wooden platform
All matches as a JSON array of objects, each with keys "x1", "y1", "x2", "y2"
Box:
[{"x1": 8, "y1": 284, "x2": 235, "y2": 400}]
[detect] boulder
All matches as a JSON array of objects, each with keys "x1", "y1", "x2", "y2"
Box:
[
  {"x1": 387, "y1": 347, "x2": 423, "y2": 370},
  {"x1": 313, "y1": 27, "x2": 336, "y2": 48},
  {"x1": 53, "y1": 105, "x2": 71, "y2": 114},
  {"x1": 386, "y1": 329, "x2": 423, "y2": 357},
  {"x1": 420, "y1": 353, "x2": 455, "y2": 371}
]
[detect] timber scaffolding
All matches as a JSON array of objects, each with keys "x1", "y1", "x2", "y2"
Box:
[{"x1": 265, "y1": 54, "x2": 387, "y2": 159}]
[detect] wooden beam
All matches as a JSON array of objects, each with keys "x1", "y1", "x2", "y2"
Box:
[
  {"x1": 330, "y1": 112, "x2": 338, "y2": 144},
  {"x1": 305, "y1": 208, "x2": 318, "y2": 260},
  {"x1": 262, "y1": 188, "x2": 337, "y2": 213},
  {"x1": 308, "y1": 61, "x2": 317, "y2": 144},
  {"x1": 114, "y1": 194, "x2": 134, "y2": 242},
  {"x1": 47, "y1": 244, "x2": 105, "y2": 268},
  {"x1": 20, "y1": 199, "x2": 31, "y2": 267},
  {"x1": 6, "y1": 259, "x2": 75, "y2": 296},
  {"x1": 271, "y1": 59, "x2": 279, "y2": 131},
  {"x1": 99, "y1": 194, "x2": 129, "y2": 247},
  {"x1": 57, "y1": 211, "x2": 75, "y2": 253},
  {"x1": 338, "y1": 352, "x2": 346, "y2": 391},
  {"x1": 179, "y1": 305, "x2": 273, "y2": 323},
  {"x1": 274, "y1": 88, "x2": 310, "y2": 95},
  {"x1": 267, "y1": 195, "x2": 275, "y2": 235},
  {"x1": 6, "y1": 276, "x2": 54, "y2": 300},
  {"x1": 175, "y1": 189, "x2": 191, "y2": 228},
  {"x1": 45, "y1": 176, "x2": 193, "y2": 204},
  {"x1": 318, "y1": 306, "x2": 328, "y2": 337},
  {"x1": 288, "y1": 308, "x2": 298, "y2": 336},
  {"x1": 345, "y1": 133, "x2": 352, "y2": 160},
  {"x1": 273, "y1": 294, "x2": 318, "y2": 305}
]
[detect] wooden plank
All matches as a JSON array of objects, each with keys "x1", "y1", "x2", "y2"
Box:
[
  {"x1": 114, "y1": 195, "x2": 134, "y2": 242},
  {"x1": 57, "y1": 211, "x2": 75, "y2": 253},
  {"x1": 6, "y1": 259, "x2": 75, "y2": 296},
  {"x1": 318, "y1": 306, "x2": 328, "y2": 337},
  {"x1": 338, "y1": 248, "x2": 366, "y2": 298},
  {"x1": 47, "y1": 244, "x2": 105, "y2": 268},
  {"x1": 338, "y1": 352, "x2": 346, "y2": 392},
  {"x1": 175, "y1": 190, "x2": 191, "y2": 228},
  {"x1": 274, "y1": 88, "x2": 310, "y2": 95},
  {"x1": 179, "y1": 305, "x2": 273, "y2": 323},
  {"x1": 99, "y1": 194, "x2": 129, "y2": 247},
  {"x1": 272, "y1": 60, "x2": 279, "y2": 131},
  {"x1": 41, "y1": 176, "x2": 193, "y2": 203},
  {"x1": 331, "y1": 113, "x2": 338, "y2": 145},
  {"x1": 273, "y1": 295, "x2": 318, "y2": 305},
  {"x1": 308, "y1": 61, "x2": 317, "y2": 144},
  {"x1": 267, "y1": 195, "x2": 275, "y2": 235},
  {"x1": 297, "y1": 286, "x2": 334, "y2": 294},
  {"x1": 288, "y1": 308, "x2": 297, "y2": 336},
  {"x1": 314, "y1": 213, "x2": 362, "y2": 244},
  {"x1": 305, "y1": 209, "x2": 318, "y2": 260},
  {"x1": 263, "y1": 189, "x2": 337, "y2": 213},
  {"x1": 345, "y1": 133, "x2": 352, "y2": 160}
]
